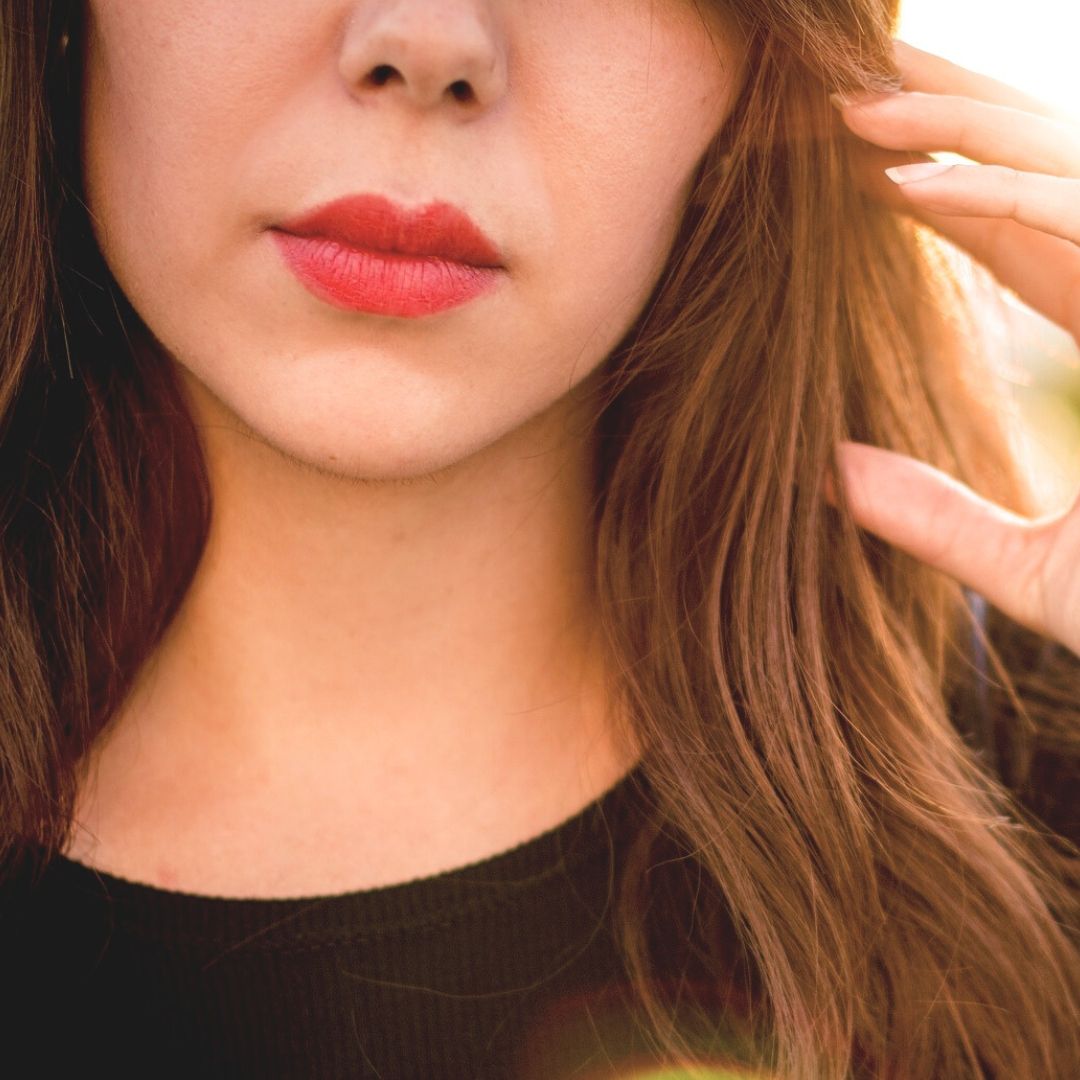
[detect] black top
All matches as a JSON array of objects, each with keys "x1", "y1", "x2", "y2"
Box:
[
  {"x1": 0, "y1": 761, "x2": 761, "y2": 1079},
  {"x1": 1, "y1": 592, "x2": 1075, "y2": 1079}
]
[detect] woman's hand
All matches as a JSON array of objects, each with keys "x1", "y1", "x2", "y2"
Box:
[{"x1": 826, "y1": 40, "x2": 1080, "y2": 658}]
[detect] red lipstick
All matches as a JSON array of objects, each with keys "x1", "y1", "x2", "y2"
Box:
[{"x1": 270, "y1": 194, "x2": 505, "y2": 318}]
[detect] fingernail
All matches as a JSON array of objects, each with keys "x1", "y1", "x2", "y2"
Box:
[{"x1": 885, "y1": 162, "x2": 955, "y2": 184}]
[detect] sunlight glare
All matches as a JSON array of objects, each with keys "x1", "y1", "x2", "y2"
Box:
[{"x1": 898, "y1": 0, "x2": 1080, "y2": 120}]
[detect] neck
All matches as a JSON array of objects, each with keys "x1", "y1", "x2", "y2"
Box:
[{"x1": 67, "y1": 360, "x2": 639, "y2": 896}]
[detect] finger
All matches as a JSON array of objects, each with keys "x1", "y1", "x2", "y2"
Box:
[
  {"x1": 833, "y1": 91, "x2": 1080, "y2": 178},
  {"x1": 828, "y1": 441, "x2": 1047, "y2": 637},
  {"x1": 886, "y1": 163, "x2": 1080, "y2": 247},
  {"x1": 851, "y1": 143, "x2": 1080, "y2": 338},
  {"x1": 891, "y1": 40, "x2": 1076, "y2": 126}
]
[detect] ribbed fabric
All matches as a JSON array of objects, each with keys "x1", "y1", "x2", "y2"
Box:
[{"x1": 0, "y1": 761, "x2": 759, "y2": 1079}]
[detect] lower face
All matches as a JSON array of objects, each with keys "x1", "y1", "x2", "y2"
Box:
[{"x1": 80, "y1": 0, "x2": 743, "y2": 480}]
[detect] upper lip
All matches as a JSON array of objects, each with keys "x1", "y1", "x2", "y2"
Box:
[{"x1": 274, "y1": 193, "x2": 504, "y2": 268}]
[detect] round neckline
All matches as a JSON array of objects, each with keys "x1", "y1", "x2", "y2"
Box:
[{"x1": 42, "y1": 759, "x2": 651, "y2": 945}]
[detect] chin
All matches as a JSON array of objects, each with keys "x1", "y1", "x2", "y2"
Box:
[
  {"x1": 246, "y1": 404, "x2": 510, "y2": 486},
  {"x1": 243, "y1": 413, "x2": 479, "y2": 483},
  {"x1": 288, "y1": 439, "x2": 477, "y2": 485}
]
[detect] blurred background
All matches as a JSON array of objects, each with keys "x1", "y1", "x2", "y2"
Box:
[{"x1": 896, "y1": 0, "x2": 1080, "y2": 510}]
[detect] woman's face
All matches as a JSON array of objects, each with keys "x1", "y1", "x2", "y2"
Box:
[{"x1": 81, "y1": 1, "x2": 743, "y2": 479}]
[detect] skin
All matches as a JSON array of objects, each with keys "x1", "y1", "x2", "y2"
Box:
[{"x1": 65, "y1": 1, "x2": 745, "y2": 896}]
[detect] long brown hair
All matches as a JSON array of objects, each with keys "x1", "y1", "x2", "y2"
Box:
[{"x1": 2, "y1": 1, "x2": 1077, "y2": 1076}]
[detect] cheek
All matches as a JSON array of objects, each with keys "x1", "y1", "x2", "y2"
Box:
[
  {"x1": 80, "y1": 5, "x2": 272, "y2": 303},
  {"x1": 526, "y1": 28, "x2": 736, "y2": 341}
]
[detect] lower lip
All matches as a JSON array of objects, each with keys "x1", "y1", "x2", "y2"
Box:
[{"x1": 269, "y1": 230, "x2": 502, "y2": 317}]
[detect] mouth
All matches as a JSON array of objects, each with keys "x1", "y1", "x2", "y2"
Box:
[
  {"x1": 275, "y1": 192, "x2": 504, "y2": 267},
  {"x1": 269, "y1": 192, "x2": 505, "y2": 317}
]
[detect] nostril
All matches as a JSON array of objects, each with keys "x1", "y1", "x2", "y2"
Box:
[
  {"x1": 367, "y1": 64, "x2": 397, "y2": 87},
  {"x1": 449, "y1": 80, "x2": 475, "y2": 104},
  {"x1": 363, "y1": 68, "x2": 475, "y2": 104}
]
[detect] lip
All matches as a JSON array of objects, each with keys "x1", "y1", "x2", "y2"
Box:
[{"x1": 269, "y1": 193, "x2": 505, "y2": 317}]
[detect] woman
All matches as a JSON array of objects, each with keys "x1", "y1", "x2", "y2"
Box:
[{"x1": 0, "y1": 0, "x2": 1077, "y2": 1076}]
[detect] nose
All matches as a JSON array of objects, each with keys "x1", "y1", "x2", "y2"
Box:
[{"x1": 338, "y1": 0, "x2": 507, "y2": 112}]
